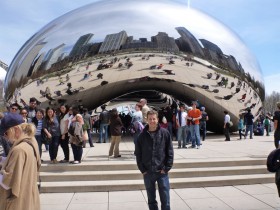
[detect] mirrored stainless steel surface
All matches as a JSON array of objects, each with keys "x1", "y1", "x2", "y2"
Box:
[{"x1": 4, "y1": 0, "x2": 264, "y2": 132}]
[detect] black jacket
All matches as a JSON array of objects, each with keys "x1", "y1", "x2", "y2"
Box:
[{"x1": 135, "y1": 125, "x2": 174, "y2": 174}]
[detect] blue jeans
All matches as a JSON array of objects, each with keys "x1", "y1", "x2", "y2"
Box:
[
  {"x1": 245, "y1": 125, "x2": 253, "y2": 139},
  {"x1": 190, "y1": 124, "x2": 201, "y2": 147},
  {"x1": 200, "y1": 121, "x2": 207, "y2": 141},
  {"x1": 133, "y1": 130, "x2": 141, "y2": 145},
  {"x1": 186, "y1": 127, "x2": 192, "y2": 144},
  {"x1": 99, "y1": 123, "x2": 109, "y2": 143},
  {"x1": 177, "y1": 126, "x2": 187, "y2": 147},
  {"x1": 87, "y1": 129, "x2": 94, "y2": 146},
  {"x1": 143, "y1": 172, "x2": 170, "y2": 210},
  {"x1": 35, "y1": 135, "x2": 43, "y2": 157}
]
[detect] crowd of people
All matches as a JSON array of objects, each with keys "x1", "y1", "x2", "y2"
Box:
[{"x1": 2, "y1": 96, "x2": 280, "y2": 210}]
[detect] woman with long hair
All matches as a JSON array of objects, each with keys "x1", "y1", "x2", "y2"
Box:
[
  {"x1": 0, "y1": 113, "x2": 41, "y2": 210},
  {"x1": 69, "y1": 114, "x2": 85, "y2": 164},
  {"x1": 59, "y1": 104, "x2": 70, "y2": 163},
  {"x1": 43, "y1": 107, "x2": 61, "y2": 164},
  {"x1": 20, "y1": 108, "x2": 32, "y2": 123}
]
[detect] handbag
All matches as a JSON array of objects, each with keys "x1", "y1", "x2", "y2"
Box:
[
  {"x1": 41, "y1": 126, "x2": 52, "y2": 145},
  {"x1": 41, "y1": 132, "x2": 52, "y2": 145}
]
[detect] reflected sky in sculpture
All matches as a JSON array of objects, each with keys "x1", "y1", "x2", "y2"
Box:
[{"x1": 6, "y1": 0, "x2": 262, "y2": 86}]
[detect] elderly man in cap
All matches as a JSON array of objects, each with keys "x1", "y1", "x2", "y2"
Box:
[{"x1": 0, "y1": 113, "x2": 41, "y2": 210}]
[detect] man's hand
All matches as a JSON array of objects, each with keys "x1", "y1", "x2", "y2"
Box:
[
  {"x1": 143, "y1": 172, "x2": 147, "y2": 175},
  {"x1": 160, "y1": 170, "x2": 166, "y2": 174}
]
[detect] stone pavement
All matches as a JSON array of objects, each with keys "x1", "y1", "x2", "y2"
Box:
[{"x1": 40, "y1": 133, "x2": 280, "y2": 210}]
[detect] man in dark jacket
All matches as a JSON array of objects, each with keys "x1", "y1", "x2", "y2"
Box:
[
  {"x1": 135, "y1": 110, "x2": 174, "y2": 210},
  {"x1": 244, "y1": 109, "x2": 254, "y2": 139},
  {"x1": 98, "y1": 105, "x2": 110, "y2": 143}
]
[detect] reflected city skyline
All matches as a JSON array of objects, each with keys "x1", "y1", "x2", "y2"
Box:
[{"x1": 4, "y1": 0, "x2": 264, "y2": 132}]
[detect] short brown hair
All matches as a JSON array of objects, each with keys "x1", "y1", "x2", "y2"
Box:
[{"x1": 147, "y1": 110, "x2": 158, "y2": 118}]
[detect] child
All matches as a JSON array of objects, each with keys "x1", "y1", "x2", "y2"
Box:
[{"x1": 238, "y1": 116, "x2": 245, "y2": 139}]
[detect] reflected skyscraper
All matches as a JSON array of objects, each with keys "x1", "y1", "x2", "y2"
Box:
[
  {"x1": 175, "y1": 27, "x2": 204, "y2": 57},
  {"x1": 4, "y1": 0, "x2": 264, "y2": 133},
  {"x1": 70, "y1": 33, "x2": 93, "y2": 57}
]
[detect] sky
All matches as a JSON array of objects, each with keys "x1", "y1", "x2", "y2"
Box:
[{"x1": 0, "y1": 0, "x2": 279, "y2": 95}]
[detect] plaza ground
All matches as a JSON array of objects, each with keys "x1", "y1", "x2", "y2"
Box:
[{"x1": 40, "y1": 133, "x2": 280, "y2": 210}]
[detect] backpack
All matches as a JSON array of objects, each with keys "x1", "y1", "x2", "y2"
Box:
[
  {"x1": 267, "y1": 148, "x2": 280, "y2": 172},
  {"x1": 264, "y1": 119, "x2": 270, "y2": 126},
  {"x1": 82, "y1": 120, "x2": 89, "y2": 130},
  {"x1": 128, "y1": 121, "x2": 144, "y2": 135}
]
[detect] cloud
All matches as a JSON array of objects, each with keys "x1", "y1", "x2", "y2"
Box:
[{"x1": 0, "y1": 67, "x2": 7, "y2": 80}]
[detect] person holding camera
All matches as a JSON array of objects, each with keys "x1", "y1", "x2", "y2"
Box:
[
  {"x1": 187, "y1": 101, "x2": 202, "y2": 149},
  {"x1": 69, "y1": 114, "x2": 85, "y2": 164}
]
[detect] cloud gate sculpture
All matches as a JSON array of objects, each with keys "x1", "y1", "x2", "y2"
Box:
[{"x1": 4, "y1": 0, "x2": 264, "y2": 132}]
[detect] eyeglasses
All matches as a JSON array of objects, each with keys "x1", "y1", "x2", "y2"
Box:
[
  {"x1": 11, "y1": 107, "x2": 18, "y2": 110},
  {"x1": 21, "y1": 112, "x2": 28, "y2": 114}
]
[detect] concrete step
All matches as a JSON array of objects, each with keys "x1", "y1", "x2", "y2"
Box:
[
  {"x1": 39, "y1": 158, "x2": 273, "y2": 193},
  {"x1": 39, "y1": 174, "x2": 274, "y2": 193},
  {"x1": 40, "y1": 165, "x2": 269, "y2": 182},
  {"x1": 40, "y1": 158, "x2": 266, "y2": 172}
]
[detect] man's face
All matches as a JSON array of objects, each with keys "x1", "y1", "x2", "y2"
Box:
[
  {"x1": 10, "y1": 106, "x2": 18, "y2": 113},
  {"x1": 147, "y1": 114, "x2": 158, "y2": 128},
  {"x1": 29, "y1": 101, "x2": 37, "y2": 109}
]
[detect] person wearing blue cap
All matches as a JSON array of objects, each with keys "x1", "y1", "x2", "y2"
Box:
[{"x1": 0, "y1": 113, "x2": 41, "y2": 210}]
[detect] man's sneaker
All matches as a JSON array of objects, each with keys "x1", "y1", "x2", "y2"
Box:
[{"x1": 197, "y1": 146, "x2": 200, "y2": 149}]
